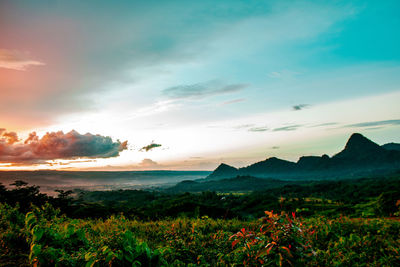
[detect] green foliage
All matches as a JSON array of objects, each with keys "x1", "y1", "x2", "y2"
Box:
[
  {"x1": 376, "y1": 191, "x2": 400, "y2": 216},
  {"x1": 1, "y1": 177, "x2": 400, "y2": 266},
  {"x1": 308, "y1": 216, "x2": 400, "y2": 266},
  {"x1": 24, "y1": 209, "x2": 166, "y2": 266},
  {"x1": 0, "y1": 203, "x2": 29, "y2": 266},
  {"x1": 0, "y1": 202, "x2": 399, "y2": 266}
]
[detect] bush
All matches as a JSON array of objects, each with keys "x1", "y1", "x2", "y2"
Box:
[
  {"x1": 0, "y1": 203, "x2": 29, "y2": 266},
  {"x1": 227, "y1": 211, "x2": 315, "y2": 266},
  {"x1": 25, "y1": 205, "x2": 167, "y2": 266}
]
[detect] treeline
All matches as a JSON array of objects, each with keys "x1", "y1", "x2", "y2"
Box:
[
  {"x1": 1, "y1": 175, "x2": 400, "y2": 220},
  {"x1": 0, "y1": 180, "x2": 74, "y2": 214},
  {"x1": 71, "y1": 175, "x2": 400, "y2": 219}
]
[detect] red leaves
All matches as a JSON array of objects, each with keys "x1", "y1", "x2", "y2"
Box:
[
  {"x1": 280, "y1": 246, "x2": 292, "y2": 258},
  {"x1": 227, "y1": 210, "x2": 318, "y2": 266},
  {"x1": 231, "y1": 239, "x2": 240, "y2": 248}
]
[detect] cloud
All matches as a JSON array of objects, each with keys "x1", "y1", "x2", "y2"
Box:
[
  {"x1": 235, "y1": 123, "x2": 304, "y2": 132},
  {"x1": 248, "y1": 126, "x2": 269, "y2": 132},
  {"x1": 162, "y1": 81, "x2": 248, "y2": 99},
  {"x1": 309, "y1": 122, "x2": 338, "y2": 128},
  {"x1": 0, "y1": 0, "x2": 358, "y2": 131},
  {"x1": 0, "y1": 129, "x2": 127, "y2": 164},
  {"x1": 1, "y1": 131, "x2": 19, "y2": 144},
  {"x1": 129, "y1": 100, "x2": 179, "y2": 119},
  {"x1": 140, "y1": 142, "x2": 162, "y2": 152},
  {"x1": 139, "y1": 158, "x2": 159, "y2": 167},
  {"x1": 0, "y1": 49, "x2": 45, "y2": 71},
  {"x1": 344, "y1": 119, "x2": 400, "y2": 128},
  {"x1": 268, "y1": 71, "x2": 282, "y2": 78},
  {"x1": 98, "y1": 158, "x2": 162, "y2": 170},
  {"x1": 268, "y1": 70, "x2": 301, "y2": 79},
  {"x1": 292, "y1": 104, "x2": 310, "y2": 111},
  {"x1": 221, "y1": 98, "x2": 246, "y2": 105},
  {"x1": 233, "y1": 124, "x2": 255, "y2": 129},
  {"x1": 273, "y1": 125, "x2": 302, "y2": 132}
]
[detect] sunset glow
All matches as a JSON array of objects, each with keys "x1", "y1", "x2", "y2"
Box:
[{"x1": 1, "y1": 0, "x2": 399, "y2": 170}]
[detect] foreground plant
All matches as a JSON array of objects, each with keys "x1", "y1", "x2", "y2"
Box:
[
  {"x1": 228, "y1": 211, "x2": 315, "y2": 266},
  {"x1": 25, "y1": 204, "x2": 166, "y2": 266}
]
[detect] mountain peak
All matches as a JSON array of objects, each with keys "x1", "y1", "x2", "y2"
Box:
[
  {"x1": 206, "y1": 163, "x2": 238, "y2": 180},
  {"x1": 334, "y1": 133, "x2": 383, "y2": 159},
  {"x1": 215, "y1": 163, "x2": 237, "y2": 171},
  {"x1": 346, "y1": 133, "x2": 380, "y2": 150},
  {"x1": 348, "y1": 133, "x2": 370, "y2": 143}
]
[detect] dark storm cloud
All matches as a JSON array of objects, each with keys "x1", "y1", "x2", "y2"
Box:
[
  {"x1": 162, "y1": 81, "x2": 248, "y2": 99},
  {"x1": 0, "y1": 129, "x2": 128, "y2": 164}
]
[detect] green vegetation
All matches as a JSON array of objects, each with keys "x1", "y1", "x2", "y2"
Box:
[{"x1": 1, "y1": 176, "x2": 400, "y2": 266}]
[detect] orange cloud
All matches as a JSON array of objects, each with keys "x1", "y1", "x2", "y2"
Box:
[
  {"x1": 0, "y1": 129, "x2": 128, "y2": 164},
  {"x1": 2, "y1": 131, "x2": 19, "y2": 144},
  {"x1": 139, "y1": 158, "x2": 159, "y2": 167},
  {"x1": 0, "y1": 49, "x2": 45, "y2": 71}
]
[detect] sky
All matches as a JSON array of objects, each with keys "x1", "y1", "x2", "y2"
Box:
[{"x1": 0, "y1": 0, "x2": 399, "y2": 171}]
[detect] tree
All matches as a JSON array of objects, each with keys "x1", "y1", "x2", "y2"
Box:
[{"x1": 376, "y1": 191, "x2": 400, "y2": 216}]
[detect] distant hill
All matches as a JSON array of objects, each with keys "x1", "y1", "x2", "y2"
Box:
[
  {"x1": 382, "y1": 143, "x2": 400, "y2": 152},
  {"x1": 240, "y1": 157, "x2": 296, "y2": 175},
  {"x1": 206, "y1": 163, "x2": 238, "y2": 180},
  {"x1": 206, "y1": 133, "x2": 400, "y2": 180},
  {"x1": 166, "y1": 176, "x2": 308, "y2": 193}
]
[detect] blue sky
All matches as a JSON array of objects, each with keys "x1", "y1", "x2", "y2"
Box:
[{"x1": 0, "y1": 0, "x2": 399, "y2": 170}]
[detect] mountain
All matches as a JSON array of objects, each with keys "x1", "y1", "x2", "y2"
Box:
[
  {"x1": 382, "y1": 143, "x2": 400, "y2": 152},
  {"x1": 333, "y1": 133, "x2": 386, "y2": 161},
  {"x1": 206, "y1": 163, "x2": 238, "y2": 180},
  {"x1": 206, "y1": 133, "x2": 400, "y2": 180},
  {"x1": 296, "y1": 154, "x2": 330, "y2": 170},
  {"x1": 239, "y1": 157, "x2": 296, "y2": 175},
  {"x1": 329, "y1": 133, "x2": 400, "y2": 174}
]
